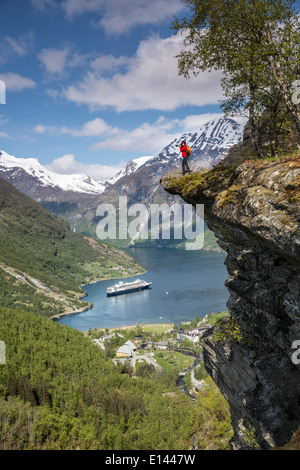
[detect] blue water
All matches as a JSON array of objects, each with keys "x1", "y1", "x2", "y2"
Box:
[{"x1": 55, "y1": 247, "x2": 229, "y2": 331}]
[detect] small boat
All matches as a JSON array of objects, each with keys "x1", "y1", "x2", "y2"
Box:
[{"x1": 106, "y1": 278, "x2": 152, "y2": 297}]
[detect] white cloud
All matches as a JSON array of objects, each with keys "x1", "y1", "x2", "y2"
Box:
[
  {"x1": 46, "y1": 153, "x2": 125, "y2": 180},
  {"x1": 35, "y1": 118, "x2": 114, "y2": 137},
  {"x1": 0, "y1": 131, "x2": 10, "y2": 138},
  {"x1": 29, "y1": 0, "x2": 57, "y2": 12},
  {"x1": 61, "y1": 118, "x2": 113, "y2": 137},
  {"x1": 36, "y1": 113, "x2": 231, "y2": 157},
  {"x1": 34, "y1": 116, "x2": 176, "y2": 154},
  {"x1": 64, "y1": 34, "x2": 224, "y2": 112},
  {"x1": 45, "y1": 88, "x2": 61, "y2": 98},
  {"x1": 178, "y1": 112, "x2": 248, "y2": 130},
  {"x1": 0, "y1": 73, "x2": 36, "y2": 91},
  {"x1": 179, "y1": 114, "x2": 222, "y2": 130},
  {"x1": 38, "y1": 45, "x2": 71, "y2": 77},
  {"x1": 35, "y1": 124, "x2": 54, "y2": 134},
  {"x1": 4, "y1": 30, "x2": 35, "y2": 57},
  {"x1": 0, "y1": 31, "x2": 35, "y2": 65},
  {"x1": 91, "y1": 113, "x2": 227, "y2": 154},
  {"x1": 61, "y1": 0, "x2": 185, "y2": 35},
  {"x1": 89, "y1": 54, "x2": 128, "y2": 74},
  {"x1": 38, "y1": 44, "x2": 92, "y2": 79},
  {"x1": 91, "y1": 118, "x2": 178, "y2": 154}
]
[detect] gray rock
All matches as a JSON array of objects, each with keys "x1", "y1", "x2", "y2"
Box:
[{"x1": 161, "y1": 155, "x2": 300, "y2": 449}]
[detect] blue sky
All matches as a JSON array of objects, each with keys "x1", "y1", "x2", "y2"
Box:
[{"x1": 0, "y1": 0, "x2": 226, "y2": 180}]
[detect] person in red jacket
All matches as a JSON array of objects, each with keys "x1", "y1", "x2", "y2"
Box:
[{"x1": 179, "y1": 140, "x2": 191, "y2": 175}]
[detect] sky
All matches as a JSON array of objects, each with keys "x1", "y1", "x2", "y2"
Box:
[{"x1": 0, "y1": 0, "x2": 228, "y2": 181}]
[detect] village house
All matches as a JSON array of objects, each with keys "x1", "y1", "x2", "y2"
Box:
[
  {"x1": 154, "y1": 341, "x2": 168, "y2": 350},
  {"x1": 96, "y1": 332, "x2": 124, "y2": 342},
  {"x1": 178, "y1": 326, "x2": 212, "y2": 344},
  {"x1": 116, "y1": 340, "x2": 136, "y2": 358},
  {"x1": 143, "y1": 340, "x2": 168, "y2": 350}
]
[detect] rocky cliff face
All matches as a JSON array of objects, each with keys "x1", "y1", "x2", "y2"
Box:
[{"x1": 161, "y1": 155, "x2": 300, "y2": 449}]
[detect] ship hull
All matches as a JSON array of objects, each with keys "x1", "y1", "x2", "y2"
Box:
[{"x1": 107, "y1": 284, "x2": 151, "y2": 297}]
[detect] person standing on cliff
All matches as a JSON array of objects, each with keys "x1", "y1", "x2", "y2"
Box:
[{"x1": 179, "y1": 141, "x2": 192, "y2": 175}]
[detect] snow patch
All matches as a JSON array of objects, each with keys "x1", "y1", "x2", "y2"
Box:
[{"x1": 0, "y1": 150, "x2": 108, "y2": 194}]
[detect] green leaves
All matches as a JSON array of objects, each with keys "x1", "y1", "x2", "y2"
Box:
[
  {"x1": 213, "y1": 317, "x2": 255, "y2": 344},
  {"x1": 173, "y1": 0, "x2": 300, "y2": 154}
]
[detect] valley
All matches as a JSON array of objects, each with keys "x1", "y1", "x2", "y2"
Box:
[
  {"x1": 0, "y1": 117, "x2": 245, "y2": 245},
  {"x1": 0, "y1": 179, "x2": 143, "y2": 317}
]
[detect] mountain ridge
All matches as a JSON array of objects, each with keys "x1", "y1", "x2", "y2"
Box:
[
  {"x1": 0, "y1": 117, "x2": 246, "y2": 200},
  {"x1": 0, "y1": 117, "x2": 246, "y2": 245},
  {"x1": 0, "y1": 150, "x2": 109, "y2": 198}
]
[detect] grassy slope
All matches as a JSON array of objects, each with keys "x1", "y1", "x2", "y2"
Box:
[{"x1": 0, "y1": 179, "x2": 143, "y2": 317}]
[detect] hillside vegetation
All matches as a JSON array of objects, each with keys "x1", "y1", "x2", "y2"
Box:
[
  {"x1": 0, "y1": 179, "x2": 143, "y2": 317},
  {"x1": 0, "y1": 179, "x2": 232, "y2": 450},
  {"x1": 0, "y1": 307, "x2": 233, "y2": 450}
]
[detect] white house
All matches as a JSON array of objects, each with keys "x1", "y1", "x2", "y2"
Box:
[{"x1": 178, "y1": 326, "x2": 213, "y2": 344}]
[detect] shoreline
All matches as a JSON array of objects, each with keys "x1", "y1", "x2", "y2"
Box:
[
  {"x1": 89, "y1": 322, "x2": 175, "y2": 334},
  {"x1": 50, "y1": 247, "x2": 224, "y2": 322},
  {"x1": 50, "y1": 247, "x2": 226, "y2": 325},
  {"x1": 80, "y1": 268, "x2": 147, "y2": 288},
  {"x1": 50, "y1": 268, "x2": 147, "y2": 321}
]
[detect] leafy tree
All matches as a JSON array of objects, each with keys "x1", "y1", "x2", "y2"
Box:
[
  {"x1": 172, "y1": 0, "x2": 300, "y2": 150},
  {"x1": 193, "y1": 377, "x2": 233, "y2": 449}
]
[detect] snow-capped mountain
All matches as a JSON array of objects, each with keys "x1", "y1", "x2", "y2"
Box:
[
  {"x1": 0, "y1": 117, "x2": 245, "y2": 202},
  {"x1": 108, "y1": 117, "x2": 246, "y2": 197},
  {"x1": 0, "y1": 150, "x2": 109, "y2": 200},
  {"x1": 0, "y1": 150, "x2": 154, "y2": 201},
  {"x1": 0, "y1": 116, "x2": 246, "y2": 236},
  {"x1": 139, "y1": 116, "x2": 246, "y2": 172},
  {"x1": 108, "y1": 155, "x2": 153, "y2": 185},
  {"x1": 98, "y1": 117, "x2": 246, "y2": 219}
]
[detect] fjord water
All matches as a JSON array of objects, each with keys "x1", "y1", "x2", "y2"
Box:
[{"x1": 55, "y1": 247, "x2": 229, "y2": 332}]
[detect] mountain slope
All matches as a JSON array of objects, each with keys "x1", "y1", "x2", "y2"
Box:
[
  {"x1": 0, "y1": 178, "x2": 143, "y2": 317},
  {"x1": 92, "y1": 117, "x2": 246, "y2": 209},
  {"x1": 0, "y1": 150, "x2": 108, "y2": 201},
  {"x1": 0, "y1": 306, "x2": 196, "y2": 450},
  {"x1": 74, "y1": 117, "x2": 246, "y2": 246},
  {"x1": 0, "y1": 117, "x2": 245, "y2": 203},
  {"x1": 144, "y1": 117, "x2": 246, "y2": 171},
  {"x1": 108, "y1": 155, "x2": 153, "y2": 185},
  {"x1": 0, "y1": 117, "x2": 246, "y2": 246}
]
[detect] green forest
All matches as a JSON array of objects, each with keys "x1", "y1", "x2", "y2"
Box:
[{"x1": 0, "y1": 307, "x2": 233, "y2": 450}]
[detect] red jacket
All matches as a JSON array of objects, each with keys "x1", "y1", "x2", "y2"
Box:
[{"x1": 180, "y1": 144, "x2": 188, "y2": 157}]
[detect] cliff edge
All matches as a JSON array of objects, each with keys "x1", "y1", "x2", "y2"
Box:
[{"x1": 161, "y1": 155, "x2": 300, "y2": 449}]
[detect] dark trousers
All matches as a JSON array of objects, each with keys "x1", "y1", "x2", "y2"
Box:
[{"x1": 182, "y1": 157, "x2": 191, "y2": 174}]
